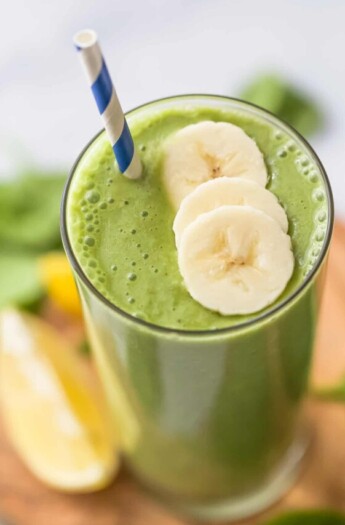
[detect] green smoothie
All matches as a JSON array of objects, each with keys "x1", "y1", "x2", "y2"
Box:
[
  {"x1": 67, "y1": 103, "x2": 327, "y2": 330},
  {"x1": 63, "y1": 96, "x2": 332, "y2": 521}
]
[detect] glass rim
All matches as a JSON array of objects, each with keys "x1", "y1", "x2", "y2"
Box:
[{"x1": 61, "y1": 94, "x2": 334, "y2": 337}]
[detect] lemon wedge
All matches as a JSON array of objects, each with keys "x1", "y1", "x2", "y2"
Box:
[
  {"x1": 38, "y1": 252, "x2": 82, "y2": 317},
  {"x1": 0, "y1": 309, "x2": 119, "y2": 492}
]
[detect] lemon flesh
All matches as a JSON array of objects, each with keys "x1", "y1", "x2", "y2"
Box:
[
  {"x1": 38, "y1": 252, "x2": 82, "y2": 317},
  {"x1": 0, "y1": 309, "x2": 118, "y2": 492}
]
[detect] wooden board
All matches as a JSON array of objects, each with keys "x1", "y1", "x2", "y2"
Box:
[{"x1": 1, "y1": 222, "x2": 345, "y2": 525}]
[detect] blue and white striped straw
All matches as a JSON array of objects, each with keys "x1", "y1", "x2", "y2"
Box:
[{"x1": 73, "y1": 29, "x2": 142, "y2": 180}]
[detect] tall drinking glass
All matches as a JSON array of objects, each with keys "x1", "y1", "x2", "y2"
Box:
[{"x1": 61, "y1": 96, "x2": 333, "y2": 521}]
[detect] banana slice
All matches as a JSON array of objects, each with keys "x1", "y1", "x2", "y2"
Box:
[
  {"x1": 178, "y1": 205, "x2": 294, "y2": 315},
  {"x1": 163, "y1": 121, "x2": 267, "y2": 209},
  {"x1": 173, "y1": 177, "x2": 288, "y2": 246}
]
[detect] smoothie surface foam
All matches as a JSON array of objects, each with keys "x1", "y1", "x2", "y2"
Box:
[{"x1": 67, "y1": 102, "x2": 328, "y2": 330}]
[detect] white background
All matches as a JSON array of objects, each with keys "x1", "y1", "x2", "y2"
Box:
[{"x1": 0, "y1": 0, "x2": 344, "y2": 216}]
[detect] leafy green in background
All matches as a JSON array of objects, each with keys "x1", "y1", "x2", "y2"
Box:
[
  {"x1": 239, "y1": 73, "x2": 324, "y2": 137},
  {"x1": 78, "y1": 339, "x2": 91, "y2": 356},
  {"x1": 0, "y1": 171, "x2": 66, "y2": 309},
  {"x1": 312, "y1": 376, "x2": 345, "y2": 404},
  {"x1": 0, "y1": 173, "x2": 65, "y2": 253},
  {"x1": 263, "y1": 509, "x2": 345, "y2": 525},
  {"x1": 0, "y1": 254, "x2": 43, "y2": 310}
]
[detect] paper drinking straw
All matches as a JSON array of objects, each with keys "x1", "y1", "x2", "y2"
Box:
[{"x1": 73, "y1": 29, "x2": 142, "y2": 180}]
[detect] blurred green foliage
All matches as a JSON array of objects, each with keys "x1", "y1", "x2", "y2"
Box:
[
  {"x1": 78, "y1": 339, "x2": 91, "y2": 356},
  {"x1": 239, "y1": 74, "x2": 324, "y2": 137},
  {"x1": 312, "y1": 376, "x2": 345, "y2": 404},
  {"x1": 0, "y1": 171, "x2": 66, "y2": 309}
]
